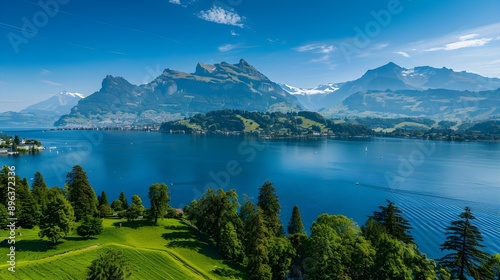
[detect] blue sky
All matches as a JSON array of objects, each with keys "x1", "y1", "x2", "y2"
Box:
[{"x1": 1, "y1": 0, "x2": 499, "y2": 112}]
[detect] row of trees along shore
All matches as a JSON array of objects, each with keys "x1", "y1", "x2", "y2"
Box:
[
  {"x1": 1, "y1": 165, "x2": 499, "y2": 279},
  {"x1": 185, "y1": 182, "x2": 500, "y2": 280}
]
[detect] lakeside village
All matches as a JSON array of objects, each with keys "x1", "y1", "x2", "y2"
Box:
[{"x1": 0, "y1": 134, "x2": 44, "y2": 155}]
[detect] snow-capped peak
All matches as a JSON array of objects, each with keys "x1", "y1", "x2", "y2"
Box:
[
  {"x1": 280, "y1": 83, "x2": 340, "y2": 95},
  {"x1": 59, "y1": 90, "x2": 85, "y2": 99}
]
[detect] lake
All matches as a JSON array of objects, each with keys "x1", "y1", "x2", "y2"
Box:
[{"x1": 1, "y1": 129, "x2": 499, "y2": 259}]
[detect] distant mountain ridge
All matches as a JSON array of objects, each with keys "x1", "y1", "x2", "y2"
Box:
[
  {"x1": 0, "y1": 91, "x2": 84, "y2": 128},
  {"x1": 56, "y1": 59, "x2": 302, "y2": 127},
  {"x1": 282, "y1": 62, "x2": 500, "y2": 111}
]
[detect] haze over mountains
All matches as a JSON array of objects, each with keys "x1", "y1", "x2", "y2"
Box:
[{"x1": 0, "y1": 91, "x2": 84, "y2": 128}]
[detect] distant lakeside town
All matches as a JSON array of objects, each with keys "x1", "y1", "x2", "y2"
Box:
[{"x1": 0, "y1": 133, "x2": 44, "y2": 155}]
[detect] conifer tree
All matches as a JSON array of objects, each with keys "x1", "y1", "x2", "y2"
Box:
[
  {"x1": 247, "y1": 208, "x2": 272, "y2": 280},
  {"x1": 257, "y1": 181, "x2": 282, "y2": 237},
  {"x1": 17, "y1": 177, "x2": 39, "y2": 228},
  {"x1": 119, "y1": 191, "x2": 129, "y2": 210},
  {"x1": 371, "y1": 199, "x2": 413, "y2": 243},
  {"x1": 31, "y1": 171, "x2": 49, "y2": 212},
  {"x1": 66, "y1": 165, "x2": 98, "y2": 221},
  {"x1": 287, "y1": 205, "x2": 305, "y2": 235},
  {"x1": 440, "y1": 207, "x2": 490, "y2": 280},
  {"x1": 98, "y1": 191, "x2": 112, "y2": 217}
]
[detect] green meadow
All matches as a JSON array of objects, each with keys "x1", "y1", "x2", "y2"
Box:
[{"x1": 0, "y1": 218, "x2": 246, "y2": 279}]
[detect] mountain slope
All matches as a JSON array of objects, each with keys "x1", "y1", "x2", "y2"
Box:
[
  {"x1": 0, "y1": 91, "x2": 84, "y2": 128},
  {"x1": 56, "y1": 59, "x2": 302, "y2": 127},
  {"x1": 321, "y1": 88, "x2": 500, "y2": 122},
  {"x1": 283, "y1": 62, "x2": 500, "y2": 111}
]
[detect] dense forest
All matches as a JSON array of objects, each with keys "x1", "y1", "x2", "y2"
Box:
[{"x1": 1, "y1": 165, "x2": 499, "y2": 279}]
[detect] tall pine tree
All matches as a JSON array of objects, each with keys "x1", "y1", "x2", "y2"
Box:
[
  {"x1": 119, "y1": 191, "x2": 129, "y2": 210},
  {"x1": 371, "y1": 199, "x2": 413, "y2": 244},
  {"x1": 257, "y1": 181, "x2": 283, "y2": 237},
  {"x1": 287, "y1": 205, "x2": 305, "y2": 235},
  {"x1": 31, "y1": 171, "x2": 49, "y2": 212},
  {"x1": 440, "y1": 206, "x2": 490, "y2": 280},
  {"x1": 17, "y1": 177, "x2": 39, "y2": 228},
  {"x1": 247, "y1": 208, "x2": 272, "y2": 280},
  {"x1": 66, "y1": 165, "x2": 98, "y2": 221}
]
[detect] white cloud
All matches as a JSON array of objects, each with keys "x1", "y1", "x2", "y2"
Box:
[
  {"x1": 218, "y1": 44, "x2": 235, "y2": 52},
  {"x1": 459, "y1": 33, "x2": 479, "y2": 41},
  {"x1": 40, "y1": 79, "x2": 63, "y2": 86},
  {"x1": 395, "y1": 51, "x2": 409, "y2": 57},
  {"x1": 296, "y1": 43, "x2": 335, "y2": 54},
  {"x1": 426, "y1": 37, "x2": 493, "y2": 52},
  {"x1": 40, "y1": 69, "x2": 51, "y2": 75},
  {"x1": 197, "y1": 6, "x2": 244, "y2": 28},
  {"x1": 295, "y1": 43, "x2": 337, "y2": 64},
  {"x1": 169, "y1": 0, "x2": 181, "y2": 4},
  {"x1": 295, "y1": 43, "x2": 336, "y2": 62},
  {"x1": 230, "y1": 29, "x2": 239, "y2": 36},
  {"x1": 421, "y1": 23, "x2": 500, "y2": 52}
]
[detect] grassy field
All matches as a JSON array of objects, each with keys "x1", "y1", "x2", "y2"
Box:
[
  {"x1": 295, "y1": 116, "x2": 328, "y2": 132},
  {"x1": 236, "y1": 114, "x2": 260, "y2": 132},
  {"x1": 0, "y1": 218, "x2": 245, "y2": 279}
]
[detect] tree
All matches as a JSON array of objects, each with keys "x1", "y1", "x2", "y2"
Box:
[
  {"x1": 148, "y1": 183, "x2": 170, "y2": 224},
  {"x1": 371, "y1": 199, "x2": 413, "y2": 244},
  {"x1": 247, "y1": 208, "x2": 272, "y2": 280},
  {"x1": 17, "y1": 177, "x2": 40, "y2": 228},
  {"x1": 99, "y1": 191, "x2": 109, "y2": 207},
  {"x1": 86, "y1": 248, "x2": 131, "y2": 280},
  {"x1": 287, "y1": 205, "x2": 305, "y2": 235},
  {"x1": 186, "y1": 188, "x2": 239, "y2": 250},
  {"x1": 77, "y1": 215, "x2": 103, "y2": 238},
  {"x1": 257, "y1": 181, "x2": 283, "y2": 237},
  {"x1": 268, "y1": 236, "x2": 295, "y2": 280},
  {"x1": 119, "y1": 191, "x2": 129, "y2": 210},
  {"x1": 304, "y1": 214, "x2": 375, "y2": 280},
  {"x1": 440, "y1": 207, "x2": 490, "y2": 280},
  {"x1": 125, "y1": 194, "x2": 144, "y2": 222},
  {"x1": 288, "y1": 232, "x2": 308, "y2": 279},
  {"x1": 481, "y1": 253, "x2": 500, "y2": 280},
  {"x1": 39, "y1": 190, "x2": 75, "y2": 243},
  {"x1": 66, "y1": 165, "x2": 98, "y2": 221},
  {"x1": 111, "y1": 199, "x2": 123, "y2": 212},
  {"x1": 219, "y1": 222, "x2": 244, "y2": 261},
  {"x1": 0, "y1": 204, "x2": 8, "y2": 228},
  {"x1": 31, "y1": 171, "x2": 49, "y2": 212}
]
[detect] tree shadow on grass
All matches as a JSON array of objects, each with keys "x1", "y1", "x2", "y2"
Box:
[
  {"x1": 162, "y1": 230, "x2": 220, "y2": 259},
  {"x1": 163, "y1": 225, "x2": 187, "y2": 231},
  {"x1": 112, "y1": 220, "x2": 155, "y2": 229},
  {"x1": 63, "y1": 236, "x2": 97, "y2": 241},
  {"x1": 14, "y1": 239, "x2": 57, "y2": 252}
]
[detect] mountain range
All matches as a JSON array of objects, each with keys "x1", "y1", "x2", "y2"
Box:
[
  {"x1": 55, "y1": 59, "x2": 301, "y2": 127},
  {"x1": 3, "y1": 61, "x2": 499, "y2": 128},
  {"x1": 280, "y1": 62, "x2": 500, "y2": 111},
  {"x1": 0, "y1": 91, "x2": 84, "y2": 128}
]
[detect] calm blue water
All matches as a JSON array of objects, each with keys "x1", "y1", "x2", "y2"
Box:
[{"x1": 1, "y1": 129, "x2": 499, "y2": 259}]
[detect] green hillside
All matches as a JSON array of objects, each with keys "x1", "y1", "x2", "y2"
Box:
[{"x1": 0, "y1": 218, "x2": 245, "y2": 279}]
